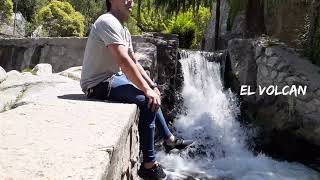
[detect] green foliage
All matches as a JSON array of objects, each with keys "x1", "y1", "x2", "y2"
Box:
[
  {"x1": 139, "y1": 7, "x2": 168, "y2": 32},
  {"x1": 0, "y1": 0, "x2": 14, "y2": 24},
  {"x1": 15, "y1": 0, "x2": 49, "y2": 22},
  {"x1": 154, "y1": 0, "x2": 214, "y2": 15},
  {"x1": 61, "y1": 0, "x2": 105, "y2": 35},
  {"x1": 36, "y1": 0, "x2": 85, "y2": 37},
  {"x1": 126, "y1": 16, "x2": 143, "y2": 35},
  {"x1": 192, "y1": 6, "x2": 211, "y2": 48},
  {"x1": 167, "y1": 6, "x2": 211, "y2": 48},
  {"x1": 168, "y1": 11, "x2": 196, "y2": 48},
  {"x1": 13, "y1": 0, "x2": 49, "y2": 36}
]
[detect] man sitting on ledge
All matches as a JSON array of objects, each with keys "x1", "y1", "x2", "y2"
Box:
[{"x1": 80, "y1": 0, "x2": 193, "y2": 179}]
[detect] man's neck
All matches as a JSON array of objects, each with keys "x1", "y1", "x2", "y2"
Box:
[{"x1": 110, "y1": 9, "x2": 124, "y2": 24}]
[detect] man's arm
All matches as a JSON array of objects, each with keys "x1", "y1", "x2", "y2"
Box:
[
  {"x1": 108, "y1": 44, "x2": 160, "y2": 111},
  {"x1": 129, "y1": 51, "x2": 161, "y2": 95}
]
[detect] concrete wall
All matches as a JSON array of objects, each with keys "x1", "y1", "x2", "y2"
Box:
[
  {"x1": 0, "y1": 37, "x2": 87, "y2": 72},
  {"x1": 0, "y1": 34, "x2": 182, "y2": 122},
  {"x1": 0, "y1": 66, "x2": 140, "y2": 179}
]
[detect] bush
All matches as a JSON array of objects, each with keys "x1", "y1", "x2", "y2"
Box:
[
  {"x1": 167, "y1": 7, "x2": 211, "y2": 49},
  {"x1": 62, "y1": 0, "x2": 105, "y2": 35},
  {"x1": 168, "y1": 11, "x2": 196, "y2": 48},
  {"x1": 192, "y1": 6, "x2": 211, "y2": 48},
  {"x1": 126, "y1": 16, "x2": 143, "y2": 35},
  {"x1": 0, "y1": 0, "x2": 14, "y2": 24},
  {"x1": 139, "y1": 7, "x2": 168, "y2": 32},
  {"x1": 36, "y1": 0, "x2": 85, "y2": 37}
]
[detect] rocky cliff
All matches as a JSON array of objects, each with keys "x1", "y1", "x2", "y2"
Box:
[{"x1": 228, "y1": 37, "x2": 320, "y2": 148}]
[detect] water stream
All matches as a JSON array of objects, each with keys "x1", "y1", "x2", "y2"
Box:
[{"x1": 156, "y1": 50, "x2": 320, "y2": 180}]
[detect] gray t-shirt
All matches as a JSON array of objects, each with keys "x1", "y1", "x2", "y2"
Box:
[{"x1": 80, "y1": 12, "x2": 133, "y2": 92}]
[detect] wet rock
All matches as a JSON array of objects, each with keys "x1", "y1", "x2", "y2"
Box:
[{"x1": 228, "y1": 39, "x2": 257, "y2": 92}]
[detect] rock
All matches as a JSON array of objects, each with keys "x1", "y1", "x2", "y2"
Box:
[
  {"x1": 59, "y1": 66, "x2": 82, "y2": 81},
  {"x1": 258, "y1": 65, "x2": 269, "y2": 77},
  {"x1": 133, "y1": 42, "x2": 157, "y2": 74},
  {"x1": 270, "y1": 70, "x2": 277, "y2": 79},
  {"x1": 32, "y1": 64, "x2": 53, "y2": 76},
  {"x1": 254, "y1": 44, "x2": 264, "y2": 59},
  {"x1": 228, "y1": 39, "x2": 257, "y2": 91},
  {"x1": 6, "y1": 70, "x2": 21, "y2": 77},
  {"x1": 204, "y1": 0, "x2": 231, "y2": 51},
  {"x1": 0, "y1": 87, "x2": 24, "y2": 112},
  {"x1": 276, "y1": 72, "x2": 288, "y2": 82},
  {"x1": 277, "y1": 62, "x2": 289, "y2": 71},
  {"x1": 231, "y1": 10, "x2": 247, "y2": 36},
  {"x1": 264, "y1": 0, "x2": 311, "y2": 48},
  {"x1": 0, "y1": 66, "x2": 6, "y2": 84},
  {"x1": 266, "y1": 57, "x2": 279, "y2": 67},
  {"x1": 265, "y1": 47, "x2": 276, "y2": 56},
  {"x1": 227, "y1": 37, "x2": 320, "y2": 147}
]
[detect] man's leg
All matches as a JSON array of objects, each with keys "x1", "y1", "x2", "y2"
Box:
[
  {"x1": 155, "y1": 108, "x2": 173, "y2": 141},
  {"x1": 108, "y1": 74, "x2": 162, "y2": 163},
  {"x1": 108, "y1": 75, "x2": 192, "y2": 161}
]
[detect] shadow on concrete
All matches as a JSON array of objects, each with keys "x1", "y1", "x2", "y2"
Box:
[
  {"x1": 58, "y1": 94, "x2": 116, "y2": 103},
  {"x1": 58, "y1": 94, "x2": 89, "y2": 101}
]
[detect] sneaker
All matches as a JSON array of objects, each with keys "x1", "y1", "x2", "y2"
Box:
[
  {"x1": 138, "y1": 163, "x2": 167, "y2": 180},
  {"x1": 163, "y1": 138, "x2": 193, "y2": 153}
]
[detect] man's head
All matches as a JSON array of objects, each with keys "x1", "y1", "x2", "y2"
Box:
[{"x1": 107, "y1": 0, "x2": 134, "y2": 22}]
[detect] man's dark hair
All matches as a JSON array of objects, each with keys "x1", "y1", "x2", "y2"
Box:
[{"x1": 106, "y1": 0, "x2": 111, "y2": 12}]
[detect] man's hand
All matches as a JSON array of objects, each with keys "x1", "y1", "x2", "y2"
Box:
[
  {"x1": 153, "y1": 87, "x2": 161, "y2": 96},
  {"x1": 145, "y1": 88, "x2": 161, "y2": 112}
]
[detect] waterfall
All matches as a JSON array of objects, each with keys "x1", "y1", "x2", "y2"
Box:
[{"x1": 156, "y1": 50, "x2": 320, "y2": 180}]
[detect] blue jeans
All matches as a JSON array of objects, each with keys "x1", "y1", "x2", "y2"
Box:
[{"x1": 108, "y1": 74, "x2": 172, "y2": 163}]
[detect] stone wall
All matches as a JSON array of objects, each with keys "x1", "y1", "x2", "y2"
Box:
[
  {"x1": 205, "y1": 0, "x2": 312, "y2": 51},
  {"x1": 228, "y1": 37, "x2": 320, "y2": 147},
  {"x1": 0, "y1": 37, "x2": 86, "y2": 72},
  {"x1": 264, "y1": 0, "x2": 311, "y2": 48},
  {"x1": 0, "y1": 34, "x2": 182, "y2": 122},
  {"x1": 133, "y1": 33, "x2": 183, "y2": 122}
]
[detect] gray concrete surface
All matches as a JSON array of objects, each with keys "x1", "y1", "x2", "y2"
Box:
[{"x1": 0, "y1": 66, "x2": 140, "y2": 179}]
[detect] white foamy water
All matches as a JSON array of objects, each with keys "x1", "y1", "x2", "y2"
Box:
[{"x1": 157, "y1": 50, "x2": 320, "y2": 180}]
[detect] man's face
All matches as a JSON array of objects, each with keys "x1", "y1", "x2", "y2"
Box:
[{"x1": 110, "y1": 0, "x2": 134, "y2": 21}]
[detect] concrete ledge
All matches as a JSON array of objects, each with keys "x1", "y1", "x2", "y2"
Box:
[{"x1": 0, "y1": 71, "x2": 140, "y2": 179}]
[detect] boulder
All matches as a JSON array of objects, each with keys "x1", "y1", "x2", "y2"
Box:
[
  {"x1": 59, "y1": 66, "x2": 82, "y2": 81},
  {"x1": 0, "y1": 66, "x2": 6, "y2": 84},
  {"x1": 32, "y1": 63, "x2": 53, "y2": 76},
  {"x1": 205, "y1": 0, "x2": 231, "y2": 51}
]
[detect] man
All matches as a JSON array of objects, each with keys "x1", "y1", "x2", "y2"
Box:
[{"x1": 80, "y1": 0, "x2": 192, "y2": 179}]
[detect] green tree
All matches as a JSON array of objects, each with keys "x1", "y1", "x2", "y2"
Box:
[
  {"x1": 0, "y1": 0, "x2": 14, "y2": 24},
  {"x1": 14, "y1": 0, "x2": 49, "y2": 22},
  {"x1": 168, "y1": 11, "x2": 196, "y2": 48},
  {"x1": 192, "y1": 6, "x2": 211, "y2": 48},
  {"x1": 61, "y1": 0, "x2": 105, "y2": 35},
  {"x1": 154, "y1": 0, "x2": 214, "y2": 16},
  {"x1": 36, "y1": 0, "x2": 85, "y2": 37}
]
